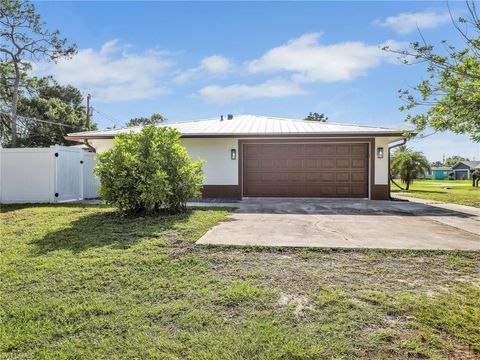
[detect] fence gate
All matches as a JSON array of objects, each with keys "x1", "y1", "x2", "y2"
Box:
[
  {"x1": 54, "y1": 146, "x2": 83, "y2": 202},
  {"x1": 1, "y1": 145, "x2": 100, "y2": 203},
  {"x1": 82, "y1": 152, "x2": 101, "y2": 199}
]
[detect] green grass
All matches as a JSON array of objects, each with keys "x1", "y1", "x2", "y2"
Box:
[
  {"x1": 1, "y1": 204, "x2": 479, "y2": 359},
  {"x1": 392, "y1": 179, "x2": 480, "y2": 207}
]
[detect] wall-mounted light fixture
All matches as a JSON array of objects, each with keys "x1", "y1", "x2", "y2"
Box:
[
  {"x1": 377, "y1": 147, "x2": 384, "y2": 159},
  {"x1": 231, "y1": 148, "x2": 237, "y2": 160}
]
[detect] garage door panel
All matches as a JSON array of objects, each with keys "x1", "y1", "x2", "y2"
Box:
[
  {"x1": 352, "y1": 144, "x2": 368, "y2": 156},
  {"x1": 243, "y1": 143, "x2": 368, "y2": 198},
  {"x1": 305, "y1": 144, "x2": 336, "y2": 156},
  {"x1": 352, "y1": 158, "x2": 367, "y2": 168},
  {"x1": 304, "y1": 159, "x2": 322, "y2": 168},
  {"x1": 351, "y1": 185, "x2": 368, "y2": 195},
  {"x1": 336, "y1": 159, "x2": 350, "y2": 168},
  {"x1": 336, "y1": 172, "x2": 350, "y2": 182},
  {"x1": 351, "y1": 172, "x2": 367, "y2": 182},
  {"x1": 321, "y1": 159, "x2": 335, "y2": 168},
  {"x1": 305, "y1": 172, "x2": 336, "y2": 182},
  {"x1": 336, "y1": 145, "x2": 351, "y2": 155},
  {"x1": 336, "y1": 186, "x2": 351, "y2": 196}
]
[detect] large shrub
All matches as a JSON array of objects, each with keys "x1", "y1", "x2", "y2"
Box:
[{"x1": 94, "y1": 125, "x2": 204, "y2": 214}]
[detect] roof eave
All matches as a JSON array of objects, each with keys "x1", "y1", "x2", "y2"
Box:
[{"x1": 65, "y1": 131, "x2": 407, "y2": 141}]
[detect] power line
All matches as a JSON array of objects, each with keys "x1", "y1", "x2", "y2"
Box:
[
  {"x1": 410, "y1": 130, "x2": 438, "y2": 142},
  {"x1": 92, "y1": 108, "x2": 122, "y2": 127},
  {"x1": 0, "y1": 111, "x2": 78, "y2": 129}
]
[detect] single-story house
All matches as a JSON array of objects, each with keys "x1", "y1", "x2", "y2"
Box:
[
  {"x1": 425, "y1": 167, "x2": 452, "y2": 180},
  {"x1": 65, "y1": 114, "x2": 408, "y2": 200},
  {"x1": 452, "y1": 161, "x2": 480, "y2": 180}
]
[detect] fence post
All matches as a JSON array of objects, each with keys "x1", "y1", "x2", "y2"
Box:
[
  {"x1": 51, "y1": 145, "x2": 59, "y2": 203},
  {"x1": 80, "y1": 151, "x2": 84, "y2": 200}
]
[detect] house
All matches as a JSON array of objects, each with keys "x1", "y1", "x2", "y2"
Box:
[
  {"x1": 65, "y1": 114, "x2": 408, "y2": 200},
  {"x1": 425, "y1": 167, "x2": 452, "y2": 180},
  {"x1": 452, "y1": 161, "x2": 480, "y2": 180}
]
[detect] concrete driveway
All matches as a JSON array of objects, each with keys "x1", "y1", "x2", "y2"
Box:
[{"x1": 196, "y1": 198, "x2": 480, "y2": 250}]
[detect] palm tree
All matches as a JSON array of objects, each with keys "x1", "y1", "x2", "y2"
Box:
[{"x1": 391, "y1": 145, "x2": 430, "y2": 190}]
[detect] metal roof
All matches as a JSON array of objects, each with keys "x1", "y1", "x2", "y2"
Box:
[
  {"x1": 454, "y1": 161, "x2": 480, "y2": 169},
  {"x1": 66, "y1": 114, "x2": 407, "y2": 139},
  {"x1": 431, "y1": 167, "x2": 452, "y2": 171}
]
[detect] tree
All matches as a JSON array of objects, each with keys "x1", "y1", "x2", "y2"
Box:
[
  {"x1": 94, "y1": 126, "x2": 204, "y2": 215},
  {"x1": 126, "y1": 113, "x2": 166, "y2": 127},
  {"x1": 0, "y1": 64, "x2": 96, "y2": 147},
  {"x1": 391, "y1": 145, "x2": 431, "y2": 190},
  {"x1": 0, "y1": 0, "x2": 76, "y2": 147},
  {"x1": 304, "y1": 112, "x2": 328, "y2": 122},
  {"x1": 383, "y1": 2, "x2": 480, "y2": 142},
  {"x1": 17, "y1": 81, "x2": 96, "y2": 147},
  {"x1": 444, "y1": 155, "x2": 469, "y2": 167},
  {"x1": 430, "y1": 160, "x2": 444, "y2": 167}
]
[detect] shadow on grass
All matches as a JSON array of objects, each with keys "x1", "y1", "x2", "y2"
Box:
[
  {"x1": 405, "y1": 190, "x2": 447, "y2": 194},
  {"x1": 30, "y1": 210, "x2": 195, "y2": 255},
  {"x1": 0, "y1": 203, "x2": 105, "y2": 214}
]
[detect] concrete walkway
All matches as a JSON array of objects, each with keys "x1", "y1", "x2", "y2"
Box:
[{"x1": 197, "y1": 198, "x2": 480, "y2": 250}]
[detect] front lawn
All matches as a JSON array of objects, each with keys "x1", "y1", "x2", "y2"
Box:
[
  {"x1": 1, "y1": 204, "x2": 479, "y2": 359},
  {"x1": 392, "y1": 179, "x2": 480, "y2": 208}
]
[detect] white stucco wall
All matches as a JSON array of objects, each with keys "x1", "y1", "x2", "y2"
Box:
[
  {"x1": 181, "y1": 138, "x2": 238, "y2": 185},
  {"x1": 88, "y1": 136, "x2": 397, "y2": 188},
  {"x1": 89, "y1": 139, "x2": 115, "y2": 153},
  {"x1": 374, "y1": 137, "x2": 393, "y2": 185},
  {"x1": 89, "y1": 137, "x2": 239, "y2": 185}
]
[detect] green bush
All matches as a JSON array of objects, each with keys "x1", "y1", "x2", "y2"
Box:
[{"x1": 94, "y1": 125, "x2": 204, "y2": 214}]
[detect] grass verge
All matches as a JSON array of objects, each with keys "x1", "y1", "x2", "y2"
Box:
[
  {"x1": 1, "y1": 204, "x2": 479, "y2": 359},
  {"x1": 392, "y1": 179, "x2": 480, "y2": 208}
]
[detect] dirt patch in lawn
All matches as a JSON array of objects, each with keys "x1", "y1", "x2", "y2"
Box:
[{"x1": 1, "y1": 204, "x2": 479, "y2": 359}]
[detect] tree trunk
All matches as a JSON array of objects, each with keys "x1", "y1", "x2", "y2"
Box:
[
  {"x1": 390, "y1": 178, "x2": 405, "y2": 190},
  {"x1": 11, "y1": 62, "x2": 20, "y2": 148}
]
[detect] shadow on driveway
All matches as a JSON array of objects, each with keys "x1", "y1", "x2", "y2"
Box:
[
  {"x1": 198, "y1": 199, "x2": 480, "y2": 250},
  {"x1": 235, "y1": 198, "x2": 475, "y2": 218}
]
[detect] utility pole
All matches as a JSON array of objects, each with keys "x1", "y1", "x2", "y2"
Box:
[{"x1": 86, "y1": 94, "x2": 91, "y2": 129}]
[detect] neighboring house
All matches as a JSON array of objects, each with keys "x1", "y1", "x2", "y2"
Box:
[
  {"x1": 425, "y1": 167, "x2": 452, "y2": 180},
  {"x1": 452, "y1": 161, "x2": 480, "y2": 180},
  {"x1": 65, "y1": 114, "x2": 407, "y2": 200}
]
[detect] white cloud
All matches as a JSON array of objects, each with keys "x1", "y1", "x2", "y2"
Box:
[
  {"x1": 247, "y1": 33, "x2": 404, "y2": 83},
  {"x1": 174, "y1": 55, "x2": 233, "y2": 83},
  {"x1": 376, "y1": 10, "x2": 450, "y2": 35},
  {"x1": 198, "y1": 79, "x2": 306, "y2": 104},
  {"x1": 34, "y1": 40, "x2": 173, "y2": 102},
  {"x1": 200, "y1": 55, "x2": 233, "y2": 74}
]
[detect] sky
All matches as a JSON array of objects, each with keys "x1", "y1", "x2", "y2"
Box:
[{"x1": 33, "y1": 1, "x2": 480, "y2": 162}]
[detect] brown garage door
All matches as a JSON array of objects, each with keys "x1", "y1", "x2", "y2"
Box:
[{"x1": 243, "y1": 143, "x2": 369, "y2": 198}]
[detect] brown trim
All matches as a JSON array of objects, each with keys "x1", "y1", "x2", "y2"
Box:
[
  {"x1": 371, "y1": 185, "x2": 390, "y2": 200},
  {"x1": 239, "y1": 138, "x2": 376, "y2": 199},
  {"x1": 83, "y1": 139, "x2": 96, "y2": 153},
  {"x1": 371, "y1": 139, "x2": 375, "y2": 199},
  {"x1": 201, "y1": 185, "x2": 241, "y2": 199},
  {"x1": 64, "y1": 136, "x2": 113, "y2": 141},
  {"x1": 239, "y1": 138, "x2": 375, "y2": 144}
]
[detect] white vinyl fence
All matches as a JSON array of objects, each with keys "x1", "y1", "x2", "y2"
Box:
[{"x1": 0, "y1": 145, "x2": 100, "y2": 203}]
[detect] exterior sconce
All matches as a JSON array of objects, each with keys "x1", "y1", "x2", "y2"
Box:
[
  {"x1": 377, "y1": 147, "x2": 384, "y2": 159},
  {"x1": 231, "y1": 148, "x2": 237, "y2": 160}
]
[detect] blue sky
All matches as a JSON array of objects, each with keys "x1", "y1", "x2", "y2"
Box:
[{"x1": 34, "y1": 1, "x2": 479, "y2": 162}]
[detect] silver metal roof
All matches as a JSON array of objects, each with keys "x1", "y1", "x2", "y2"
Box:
[{"x1": 67, "y1": 114, "x2": 407, "y2": 139}]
